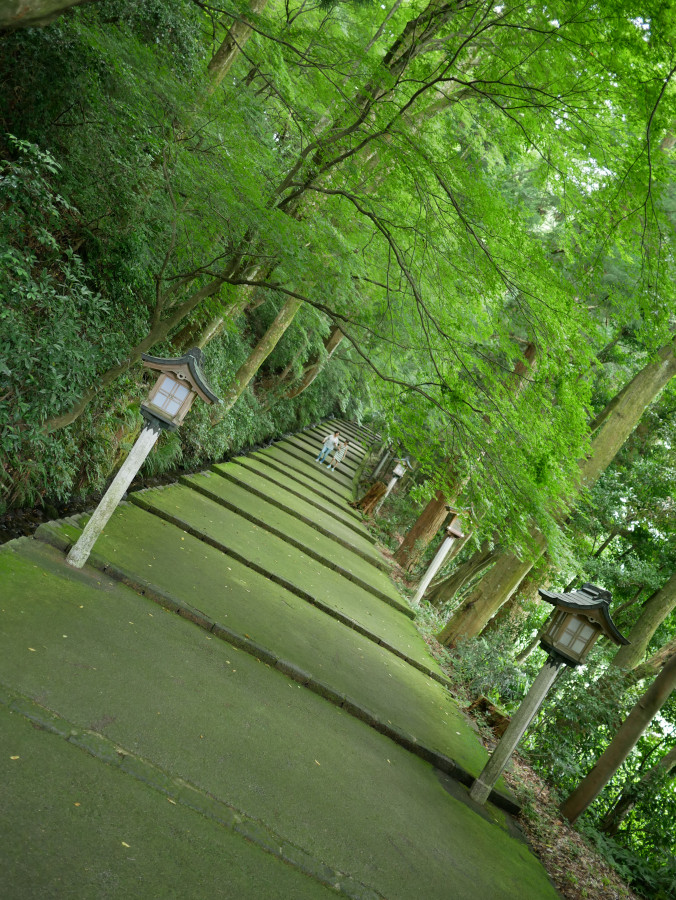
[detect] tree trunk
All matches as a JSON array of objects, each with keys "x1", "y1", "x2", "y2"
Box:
[
  {"x1": 560, "y1": 652, "x2": 676, "y2": 824},
  {"x1": 482, "y1": 566, "x2": 549, "y2": 636},
  {"x1": 285, "y1": 326, "x2": 344, "y2": 399},
  {"x1": 351, "y1": 482, "x2": 387, "y2": 516},
  {"x1": 207, "y1": 0, "x2": 270, "y2": 93},
  {"x1": 599, "y1": 743, "x2": 676, "y2": 836},
  {"x1": 437, "y1": 529, "x2": 548, "y2": 645},
  {"x1": 427, "y1": 540, "x2": 496, "y2": 609},
  {"x1": 630, "y1": 636, "x2": 676, "y2": 682},
  {"x1": 437, "y1": 336, "x2": 676, "y2": 645},
  {"x1": 394, "y1": 490, "x2": 449, "y2": 570},
  {"x1": 215, "y1": 296, "x2": 303, "y2": 419},
  {"x1": 611, "y1": 572, "x2": 676, "y2": 672}
]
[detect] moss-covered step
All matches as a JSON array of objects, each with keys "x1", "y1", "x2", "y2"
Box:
[
  {"x1": 30, "y1": 518, "x2": 496, "y2": 780},
  {"x1": 0, "y1": 541, "x2": 557, "y2": 900},
  {"x1": 0, "y1": 703, "x2": 338, "y2": 900},
  {"x1": 183, "y1": 472, "x2": 387, "y2": 583},
  {"x1": 248, "y1": 452, "x2": 363, "y2": 522},
  {"x1": 260, "y1": 445, "x2": 353, "y2": 498},
  {"x1": 211, "y1": 462, "x2": 379, "y2": 559},
  {"x1": 132, "y1": 483, "x2": 404, "y2": 610},
  {"x1": 127, "y1": 483, "x2": 412, "y2": 619},
  {"x1": 232, "y1": 455, "x2": 370, "y2": 537}
]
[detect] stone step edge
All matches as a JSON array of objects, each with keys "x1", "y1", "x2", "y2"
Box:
[
  {"x1": 29, "y1": 529, "x2": 520, "y2": 818},
  {"x1": 136, "y1": 487, "x2": 413, "y2": 619},
  {"x1": 36, "y1": 518, "x2": 431, "y2": 691},
  {"x1": 250, "y1": 453, "x2": 365, "y2": 526},
  {"x1": 229, "y1": 457, "x2": 377, "y2": 546},
  {"x1": 189, "y1": 472, "x2": 388, "y2": 575},
  {"x1": 0, "y1": 682, "x2": 386, "y2": 900}
]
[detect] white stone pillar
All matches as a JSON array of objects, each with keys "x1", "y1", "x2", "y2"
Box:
[
  {"x1": 413, "y1": 535, "x2": 455, "y2": 606},
  {"x1": 66, "y1": 424, "x2": 160, "y2": 569},
  {"x1": 469, "y1": 656, "x2": 564, "y2": 805}
]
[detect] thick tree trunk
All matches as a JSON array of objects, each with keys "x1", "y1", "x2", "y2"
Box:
[
  {"x1": 394, "y1": 490, "x2": 449, "y2": 570},
  {"x1": 437, "y1": 336, "x2": 676, "y2": 645},
  {"x1": 427, "y1": 540, "x2": 496, "y2": 609},
  {"x1": 611, "y1": 572, "x2": 676, "y2": 672},
  {"x1": 481, "y1": 566, "x2": 549, "y2": 636},
  {"x1": 631, "y1": 636, "x2": 676, "y2": 682},
  {"x1": 560, "y1": 653, "x2": 676, "y2": 824},
  {"x1": 216, "y1": 296, "x2": 303, "y2": 418},
  {"x1": 207, "y1": 0, "x2": 270, "y2": 93},
  {"x1": 351, "y1": 481, "x2": 387, "y2": 516},
  {"x1": 437, "y1": 529, "x2": 548, "y2": 646},
  {"x1": 285, "y1": 326, "x2": 344, "y2": 399},
  {"x1": 599, "y1": 744, "x2": 676, "y2": 836}
]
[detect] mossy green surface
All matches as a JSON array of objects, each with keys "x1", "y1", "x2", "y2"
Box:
[
  {"x1": 184, "y1": 472, "x2": 393, "y2": 594},
  {"x1": 213, "y1": 461, "x2": 374, "y2": 551},
  {"x1": 0, "y1": 704, "x2": 336, "y2": 900},
  {"x1": 242, "y1": 454, "x2": 366, "y2": 528},
  {"x1": 260, "y1": 445, "x2": 353, "y2": 498},
  {"x1": 0, "y1": 541, "x2": 557, "y2": 900},
  {"x1": 32, "y1": 512, "x2": 487, "y2": 776},
  {"x1": 131, "y1": 483, "x2": 414, "y2": 625}
]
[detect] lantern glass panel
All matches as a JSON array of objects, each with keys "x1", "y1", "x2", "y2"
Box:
[
  {"x1": 153, "y1": 375, "x2": 190, "y2": 417},
  {"x1": 559, "y1": 617, "x2": 596, "y2": 656}
]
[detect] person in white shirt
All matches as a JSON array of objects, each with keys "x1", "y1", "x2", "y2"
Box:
[{"x1": 316, "y1": 431, "x2": 340, "y2": 463}]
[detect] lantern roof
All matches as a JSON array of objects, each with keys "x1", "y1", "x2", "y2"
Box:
[
  {"x1": 141, "y1": 348, "x2": 220, "y2": 404},
  {"x1": 538, "y1": 582, "x2": 629, "y2": 647}
]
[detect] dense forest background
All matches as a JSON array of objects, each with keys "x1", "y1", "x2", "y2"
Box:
[{"x1": 1, "y1": 1, "x2": 676, "y2": 896}]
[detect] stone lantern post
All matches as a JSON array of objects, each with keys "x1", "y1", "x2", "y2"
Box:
[
  {"x1": 469, "y1": 583, "x2": 629, "y2": 806},
  {"x1": 66, "y1": 348, "x2": 220, "y2": 569},
  {"x1": 412, "y1": 512, "x2": 465, "y2": 606}
]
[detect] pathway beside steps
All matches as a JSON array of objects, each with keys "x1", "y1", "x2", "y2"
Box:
[{"x1": 0, "y1": 418, "x2": 560, "y2": 899}]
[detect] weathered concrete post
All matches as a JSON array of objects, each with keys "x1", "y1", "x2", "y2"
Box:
[
  {"x1": 66, "y1": 348, "x2": 220, "y2": 569},
  {"x1": 469, "y1": 656, "x2": 564, "y2": 805},
  {"x1": 413, "y1": 515, "x2": 464, "y2": 606},
  {"x1": 66, "y1": 424, "x2": 160, "y2": 568}
]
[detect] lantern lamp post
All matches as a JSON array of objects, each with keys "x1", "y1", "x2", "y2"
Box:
[
  {"x1": 66, "y1": 348, "x2": 220, "y2": 569},
  {"x1": 469, "y1": 582, "x2": 629, "y2": 806},
  {"x1": 412, "y1": 512, "x2": 465, "y2": 606},
  {"x1": 374, "y1": 456, "x2": 412, "y2": 514}
]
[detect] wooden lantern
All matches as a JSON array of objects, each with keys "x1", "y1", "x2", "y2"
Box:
[
  {"x1": 538, "y1": 582, "x2": 629, "y2": 667},
  {"x1": 141, "y1": 348, "x2": 219, "y2": 431}
]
